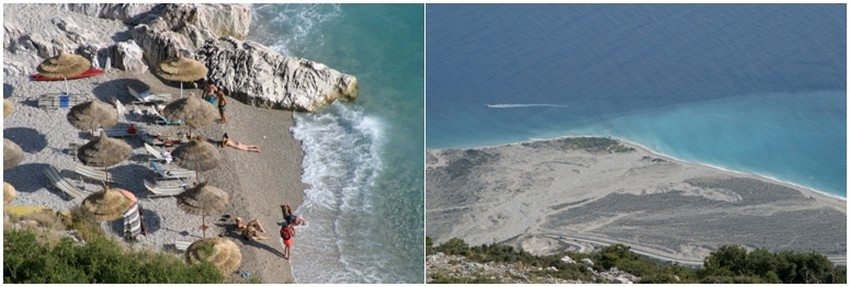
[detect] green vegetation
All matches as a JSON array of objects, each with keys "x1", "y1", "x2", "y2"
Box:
[
  {"x1": 522, "y1": 137, "x2": 635, "y2": 153},
  {"x1": 427, "y1": 237, "x2": 845, "y2": 284},
  {"x1": 3, "y1": 208, "x2": 233, "y2": 283},
  {"x1": 445, "y1": 149, "x2": 499, "y2": 179}
]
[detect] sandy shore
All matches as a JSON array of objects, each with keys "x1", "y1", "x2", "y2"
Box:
[
  {"x1": 3, "y1": 4, "x2": 305, "y2": 283},
  {"x1": 426, "y1": 137, "x2": 846, "y2": 264}
]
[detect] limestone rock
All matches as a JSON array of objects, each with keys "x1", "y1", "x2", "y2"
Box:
[
  {"x1": 59, "y1": 3, "x2": 156, "y2": 23},
  {"x1": 130, "y1": 3, "x2": 251, "y2": 66},
  {"x1": 560, "y1": 255, "x2": 576, "y2": 264},
  {"x1": 580, "y1": 258, "x2": 594, "y2": 266},
  {"x1": 197, "y1": 37, "x2": 359, "y2": 112},
  {"x1": 111, "y1": 40, "x2": 148, "y2": 72}
]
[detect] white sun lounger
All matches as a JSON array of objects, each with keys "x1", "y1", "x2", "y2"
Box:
[
  {"x1": 128, "y1": 86, "x2": 171, "y2": 105},
  {"x1": 143, "y1": 178, "x2": 189, "y2": 197},
  {"x1": 44, "y1": 165, "x2": 87, "y2": 199},
  {"x1": 144, "y1": 143, "x2": 170, "y2": 162},
  {"x1": 175, "y1": 240, "x2": 193, "y2": 252},
  {"x1": 74, "y1": 163, "x2": 123, "y2": 184},
  {"x1": 149, "y1": 161, "x2": 195, "y2": 180}
]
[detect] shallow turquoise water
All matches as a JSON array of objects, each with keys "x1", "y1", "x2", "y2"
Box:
[
  {"x1": 250, "y1": 4, "x2": 424, "y2": 283},
  {"x1": 427, "y1": 4, "x2": 846, "y2": 197}
]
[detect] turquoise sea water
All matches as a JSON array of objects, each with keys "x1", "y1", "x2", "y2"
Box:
[
  {"x1": 427, "y1": 4, "x2": 846, "y2": 197},
  {"x1": 250, "y1": 4, "x2": 423, "y2": 283}
]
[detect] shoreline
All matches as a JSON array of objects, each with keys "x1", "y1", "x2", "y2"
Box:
[
  {"x1": 426, "y1": 135, "x2": 846, "y2": 262},
  {"x1": 428, "y1": 134, "x2": 846, "y2": 202}
]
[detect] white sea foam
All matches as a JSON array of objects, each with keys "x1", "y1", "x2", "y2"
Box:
[
  {"x1": 290, "y1": 102, "x2": 386, "y2": 282},
  {"x1": 259, "y1": 4, "x2": 342, "y2": 57},
  {"x1": 486, "y1": 103, "x2": 569, "y2": 108}
]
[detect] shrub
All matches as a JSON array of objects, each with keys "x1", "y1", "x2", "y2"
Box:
[{"x1": 4, "y1": 229, "x2": 225, "y2": 283}]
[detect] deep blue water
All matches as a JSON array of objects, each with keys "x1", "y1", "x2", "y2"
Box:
[
  {"x1": 426, "y1": 4, "x2": 846, "y2": 196},
  {"x1": 250, "y1": 4, "x2": 423, "y2": 283}
]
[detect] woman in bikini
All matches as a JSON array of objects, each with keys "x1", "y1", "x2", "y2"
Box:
[
  {"x1": 235, "y1": 217, "x2": 269, "y2": 241},
  {"x1": 220, "y1": 133, "x2": 260, "y2": 153}
]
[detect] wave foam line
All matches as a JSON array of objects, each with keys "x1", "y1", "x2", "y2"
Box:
[{"x1": 486, "y1": 103, "x2": 569, "y2": 108}]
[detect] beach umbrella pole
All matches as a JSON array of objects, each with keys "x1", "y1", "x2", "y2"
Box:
[{"x1": 64, "y1": 77, "x2": 69, "y2": 95}]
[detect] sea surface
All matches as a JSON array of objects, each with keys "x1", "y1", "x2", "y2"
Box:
[
  {"x1": 249, "y1": 4, "x2": 424, "y2": 283},
  {"x1": 426, "y1": 4, "x2": 846, "y2": 197}
]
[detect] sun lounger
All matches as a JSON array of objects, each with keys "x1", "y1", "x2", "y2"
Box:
[
  {"x1": 38, "y1": 93, "x2": 90, "y2": 110},
  {"x1": 44, "y1": 165, "x2": 87, "y2": 199},
  {"x1": 149, "y1": 161, "x2": 195, "y2": 180},
  {"x1": 143, "y1": 178, "x2": 190, "y2": 197},
  {"x1": 148, "y1": 107, "x2": 184, "y2": 126},
  {"x1": 175, "y1": 240, "x2": 193, "y2": 252},
  {"x1": 96, "y1": 123, "x2": 139, "y2": 138},
  {"x1": 74, "y1": 163, "x2": 123, "y2": 184},
  {"x1": 144, "y1": 143, "x2": 171, "y2": 162},
  {"x1": 128, "y1": 86, "x2": 171, "y2": 105}
]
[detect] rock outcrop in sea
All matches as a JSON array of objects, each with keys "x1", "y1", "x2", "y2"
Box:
[{"x1": 3, "y1": 3, "x2": 357, "y2": 112}]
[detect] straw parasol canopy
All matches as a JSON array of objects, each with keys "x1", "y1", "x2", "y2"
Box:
[
  {"x1": 4, "y1": 99, "x2": 13, "y2": 118},
  {"x1": 37, "y1": 50, "x2": 91, "y2": 78},
  {"x1": 4, "y1": 139, "x2": 24, "y2": 171},
  {"x1": 185, "y1": 237, "x2": 242, "y2": 276},
  {"x1": 157, "y1": 57, "x2": 208, "y2": 98},
  {"x1": 36, "y1": 50, "x2": 91, "y2": 94},
  {"x1": 77, "y1": 131, "x2": 132, "y2": 167},
  {"x1": 172, "y1": 136, "x2": 221, "y2": 173},
  {"x1": 67, "y1": 100, "x2": 118, "y2": 136},
  {"x1": 81, "y1": 187, "x2": 135, "y2": 221},
  {"x1": 4, "y1": 182, "x2": 16, "y2": 205},
  {"x1": 176, "y1": 182, "x2": 228, "y2": 238},
  {"x1": 176, "y1": 182, "x2": 229, "y2": 216},
  {"x1": 162, "y1": 93, "x2": 217, "y2": 130}
]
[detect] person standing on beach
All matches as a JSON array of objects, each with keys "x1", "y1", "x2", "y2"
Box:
[
  {"x1": 203, "y1": 81, "x2": 218, "y2": 104},
  {"x1": 279, "y1": 204, "x2": 304, "y2": 260},
  {"x1": 217, "y1": 89, "x2": 228, "y2": 124}
]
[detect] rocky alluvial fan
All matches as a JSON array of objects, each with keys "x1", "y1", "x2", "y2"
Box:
[{"x1": 4, "y1": 3, "x2": 357, "y2": 112}]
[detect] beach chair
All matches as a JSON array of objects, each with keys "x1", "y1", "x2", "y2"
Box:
[
  {"x1": 38, "y1": 93, "x2": 90, "y2": 110},
  {"x1": 128, "y1": 86, "x2": 171, "y2": 105},
  {"x1": 143, "y1": 178, "x2": 189, "y2": 197},
  {"x1": 96, "y1": 123, "x2": 139, "y2": 138},
  {"x1": 144, "y1": 143, "x2": 171, "y2": 162},
  {"x1": 175, "y1": 240, "x2": 193, "y2": 252},
  {"x1": 149, "y1": 161, "x2": 195, "y2": 180},
  {"x1": 44, "y1": 165, "x2": 87, "y2": 199},
  {"x1": 73, "y1": 163, "x2": 123, "y2": 184},
  {"x1": 147, "y1": 107, "x2": 184, "y2": 126}
]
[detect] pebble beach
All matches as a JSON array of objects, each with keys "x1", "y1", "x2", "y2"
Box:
[{"x1": 3, "y1": 4, "x2": 306, "y2": 282}]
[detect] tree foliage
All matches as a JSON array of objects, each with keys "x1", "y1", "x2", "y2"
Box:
[{"x1": 428, "y1": 238, "x2": 845, "y2": 284}]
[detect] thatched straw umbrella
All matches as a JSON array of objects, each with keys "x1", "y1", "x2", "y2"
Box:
[
  {"x1": 172, "y1": 136, "x2": 220, "y2": 180},
  {"x1": 176, "y1": 182, "x2": 228, "y2": 238},
  {"x1": 185, "y1": 237, "x2": 242, "y2": 276},
  {"x1": 67, "y1": 100, "x2": 118, "y2": 136},
  {"x1": 36, "y1": 50, "x2": 91, "y2": 94},
  {"x1": 78, "y1": 131, "x2": 131, "y2": 167},
  {"x1": 162, "y1": 93, "x2": 217, "y2": 135},
  {"x1": 157, "y1": 57, "x2": 208, "y2": 98},
  {"x1": 80, "y1": 187, "x2": 135, "y2": 221},
  {"x1": 4, "y1": 139, "x2": 23, "y2": 171},
  {"x1": 4, "y1": 99, "x2": 13, "y2": 118},
  {"x1": 4, "y1": 182, "x2": 16, "y2": 205},
  {"x1": 77, "y1": 131, "x2": 132, "y2": 185}
]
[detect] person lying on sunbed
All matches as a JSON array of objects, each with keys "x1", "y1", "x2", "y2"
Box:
[{"x1": 220, "y1": 133, "x2": 260, "y2": 153}]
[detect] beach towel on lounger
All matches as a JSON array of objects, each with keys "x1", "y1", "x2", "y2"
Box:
[{"x1": 123, "y1": 203, "x2": 143, "y2": 240}]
